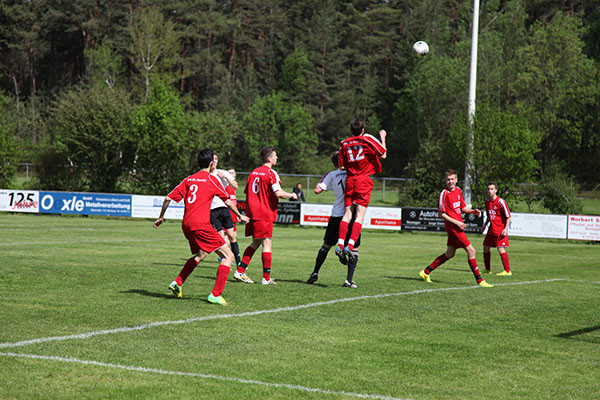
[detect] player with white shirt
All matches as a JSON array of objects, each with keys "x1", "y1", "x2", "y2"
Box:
[
  {"x1": 210, "y1": 153, "x2": 242, "y2": 268},
  {"x1": 307, "y1": 152, "x2": 360, "y2": 288}
]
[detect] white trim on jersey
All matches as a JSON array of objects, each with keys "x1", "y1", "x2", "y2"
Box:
[
  {"x1": 438, "y1": 190, "x2": 447, "y2": 214},
  {"x1": 498, "y1": 197, "x2": 511, "y2": 218},
  {"x1": 363, "y1": 133, "x2": 387, "y2": 151}
]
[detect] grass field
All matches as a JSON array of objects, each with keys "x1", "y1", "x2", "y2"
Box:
[{"x1": 1, "y1": 213, "x2": 599, "y2": 399}]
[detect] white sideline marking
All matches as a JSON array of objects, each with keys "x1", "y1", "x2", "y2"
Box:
[
  {"x1": 0, "y1": 279, "x2": 563, "y2": 350},
  {"x1": 0, "y1": 352, "x2": 410, "y2": 400},
  {"x1": 0, "y1": 238, "x2": 176, "y2": 247}
]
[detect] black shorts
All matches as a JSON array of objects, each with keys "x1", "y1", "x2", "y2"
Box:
[
  {"x1": 323, "y1": 216, "x2": 361, "y2": 248},
  {"x1": 211, "y1": 207, "x2": 234, "y2": 232}
]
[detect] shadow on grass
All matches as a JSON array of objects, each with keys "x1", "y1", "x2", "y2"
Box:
[
  {"x1": 555, "y1": 325, "x2": 600, "y2": 344},
  {"x1": 121, "y1": 289, "x2": 186, "y2": 299}
]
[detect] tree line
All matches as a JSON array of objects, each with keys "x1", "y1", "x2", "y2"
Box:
[{"x1": 0, "y1": 0, "x2": 599, "y2": 212}]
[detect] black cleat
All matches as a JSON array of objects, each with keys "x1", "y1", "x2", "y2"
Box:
[
  {"x1": 306, "y1": 273, "x2": 319, "y2": 284},
  {"x1": 335, "y1": 246, "x2": 348, "y2": 265}
]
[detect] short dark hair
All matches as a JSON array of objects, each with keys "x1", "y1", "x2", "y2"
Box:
[
  {"x1": 260, "y1": 147, "x2": 276, "y2": 163},
  {"x1": 197, "y1": 148, "x2": 214, "y2": 168},
  {"x1": 350, "y1": 118, "x2": 365, "y2": 135},
  {"x1": 330, "y1": 151, "x2": 339, "y2": 168},
  {"x1": 445, "y1": 169, "x2": 458, "y2": 177},
  {"x1": 487, "y1": 181, "x2": 497, "y2": 189}
]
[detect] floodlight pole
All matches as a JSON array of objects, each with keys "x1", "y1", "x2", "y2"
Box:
[{"x1": 464, "y1": 0, "x2": 480, "y2": 207}]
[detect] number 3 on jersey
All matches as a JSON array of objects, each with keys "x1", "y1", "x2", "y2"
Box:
[
  {"x1": 187, "y1": 184, "x2": 198, "y2": 203},
  {"x1": 347, "y1": 145, "x2": 364, "y2": 162}
]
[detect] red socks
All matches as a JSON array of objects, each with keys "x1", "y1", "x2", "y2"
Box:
[
  {"x1": 500, "y1": 252, "x2": 510, "y2": 272},
  {"x1": 176, "y1": 257, "x2": 199, "y2": 286},
  {"x1": 238, "y1": 246, "x2": 256, "y2": 273},
  {"x1": 211, "y1": 264, "x2": 230, "y2": 297},
  {"x1": 426, "y1": 254, "x2": 449, "y2": 274},
  {"x1": 484, "y1": 252, "x2": 491, "y2": 271},
  {"x1": 468, "y1": 258, "x2": 482, "y2": 283},
  {"x1": 262, "y1": 252, "x2": 272, "y2": 280},
  {"x1": 337, "y1": 220, "x2": 349, "y2": 248},
  {"x1": 347, "y1": 223, "x2": 362, "y2": 250}
]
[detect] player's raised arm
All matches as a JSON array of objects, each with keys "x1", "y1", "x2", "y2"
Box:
[{"x1": 379, "y1": 130, "x2": 387, "y2": 159}]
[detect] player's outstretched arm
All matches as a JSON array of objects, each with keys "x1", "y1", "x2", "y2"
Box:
[
  {"x1": 225, "y1": 199, "x2": 249, "y2": 223},
  {"x1": 275, "y1": 189, "x2": 298, "y2": 200},
  {"x1": 153, "y1": 197, "x2": 172, "y2": 228},
  {"x1": 218, "y1": 169, "x2": 238, "y2": 190}
]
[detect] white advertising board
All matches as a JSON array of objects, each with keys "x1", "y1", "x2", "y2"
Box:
[
  {"x1": 509, "y1": 212, "x2": 567, "y2": 239},
  {"x1": 300, "y1": 203, "x2": 332, "y2": 227},
  {"x1": 131, "y1": 195, "x2": 185, "y2": 220},
  {"x1": 0, "y1": 190, "x2": 39, "y2": 213},
  {"x1": 567, "y1": 215, "x2": 600, "y2": 241},
  {"x1": 300, "y1": 203, "x2": 402, "y2": 230},
  {"x1": 363, "y1": 206, "x2": 402, "y2": 230}
]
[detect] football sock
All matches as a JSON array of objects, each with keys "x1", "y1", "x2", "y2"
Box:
[
  {"x1": 347, "y1": 253, "x2": 358, "y2": 282},
  {"x1": 347, "y1": 223, "x2": 362, "y2": 251},
  {"x1": 468, "y1": 258, "x2": 483, "y2": 283},
  {"x1": 262, "y1": 252, "x2": 272, "y2": 280},
  {"x1": 176, "y1": 257, "x2": 199, "y2": 285},
  {"x1": 500, "y1": 252, "x2": 510, "y2": 272},
  {"x1": 314, "y1": 246, "x2": 329, "y2": 274},
  {"x1": 337, "y1": 221, "x2": 349, "y2": 248},
  {"x1": 231, "y1": 241, "x2": 241, "y2": 266},
  {"x1": 211, "y1": 264, "x2": 230, "y2": 297},
  {"x1": 484, "y1": 252, "x2": 491, "y2": 271},
  {"x1": 425, "y1": 254, "x2": 448, "y2": 274},
  {"x1": 238, "y1": 246, "x2": 256, "y2": 273}
]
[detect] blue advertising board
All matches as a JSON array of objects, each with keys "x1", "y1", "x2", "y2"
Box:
[{"x1": 39, "y1": 192, "x2": 132, "y2": 217}]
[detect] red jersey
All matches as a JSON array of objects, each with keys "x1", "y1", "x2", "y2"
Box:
[
  {"x1": 244, "y1": 164, "x2": 281, "y2": 221},
  {"x1": 485, "y1": 196, "x2": 511, "y2": 235},
  {"x1": 438, "y1": 186, "x2": 466, "y2": 233},
  {"x1": 338, "y1": 134, "x2": 386, "y2": 177},
  {"x1": 168, "y1": 170, "x2": 229, "y2": 233},
  {"x1": 226, "y1": 185, "x2": 238, "y2": 223}
]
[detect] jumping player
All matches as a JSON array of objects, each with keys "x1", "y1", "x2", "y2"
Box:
[
  {"x1": 307, "y1": 151, "x2": 360, "y2": 288},
  {"x1": 481, "y1": 182, "x2": 512, "y2": 276},
  {"x1": 335, "y1": 118, "x2": 387, "y2": 264},
  {"x1": 234, "y1": 147, "x2": 297, "y2": 285},
  {"x1": 153, "y1": 148, "x2": 249, "y2": 306},
  {"x1": 419, "y1": 169, "x2": 493, "y2": 288}
]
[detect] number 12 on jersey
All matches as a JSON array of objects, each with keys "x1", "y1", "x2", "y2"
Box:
[{"x1": 347, "y1": 145, "x2": 364, "y2": 162}]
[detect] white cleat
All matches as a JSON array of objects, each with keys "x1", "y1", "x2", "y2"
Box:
[
  {"x1": 233, "y1": 271, "x2": 254, "y2": 284},
  {"x1": 261, "y1": 278, "x2": 277, "y2": 285}
]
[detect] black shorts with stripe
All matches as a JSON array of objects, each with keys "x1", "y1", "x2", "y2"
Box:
[
  {"x1": 323, "y1": 216, "x2": 361, "y2": 248},
  {"x1": 211, "y1": 207, "x2": 234, "y2": 232}
]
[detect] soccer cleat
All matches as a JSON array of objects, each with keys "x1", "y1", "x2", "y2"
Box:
[
  {"x1": 233, "y1": 271, "x2": 254, "y2": 283},
  {"x1": 343, "y1": 280, "x2": 357, "y2": 288},
  {"x1": 496, "y1": 270, "x2": 512, "y2": 276},
  {"x1": 168, "y1": 281, "x2": 182, "y2": 298},
  {"x1": 478, "y1": 280, "x2": 493, "y2": 288},
  {"x1": 262, "y1": 278, "x2": 277, "y2": 285},
  {"x1": 306, "y1": 273, "x2": 319, "y2": 284},
  {"x1": 419, "y1": 270, "x2": 432, "y2": 283},
  {"x1": 335, "y1": 246, "x2": 348, "y2": 265},
  {"x1": 207, "y1": 293, "x2": 229, "y2": 306},
  {"x1": 344, "y1": 246, "x2": 356, "y2": 265},
  {"x1": 484, "y1": 269, "x2": 492, "y2": 274}
]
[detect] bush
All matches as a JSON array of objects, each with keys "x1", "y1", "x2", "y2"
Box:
[{"x1": 539, "y1": 164, "x2": 583, "y2": 214}]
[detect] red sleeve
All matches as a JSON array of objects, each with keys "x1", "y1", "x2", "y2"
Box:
[
  {"x1": 338, "y1": 142, "x2": 345, "y2": 169},
  {"x1": 363, "y1": 135, "x2": 386, "y2": 155},
  {"x1": 168, "y1": 180, "x2": 186, "y2": 203},
  {"x1": 499, "y1": 198, "x2": 511, "y2": 218},
  {"x1": 438, "y1": 190, "x2": 447, "y2": 214}
]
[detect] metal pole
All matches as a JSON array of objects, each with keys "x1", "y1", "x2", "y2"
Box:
[
  {"x1": 464, "y1": 0, "x2": 479, "y2": 207},
  {"x1": 382, "y1": 178, "x2": 386, "y2": 202},
  {"x1": 306, "y1": 175, "x2": 310, "y2": 200}
]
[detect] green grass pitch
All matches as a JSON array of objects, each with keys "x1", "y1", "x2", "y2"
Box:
[{"x1": 0, "y1": 213, "x2": 598, "y2": 399}]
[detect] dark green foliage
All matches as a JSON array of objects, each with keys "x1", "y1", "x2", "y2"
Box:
[
  {"x1": 40, "y1": 84, "x2": 133, "y2": 192},
  {"x1": 0, "y1": 91, "x2": 17, "y2": 187},
  {"x1": 539, "y1": 163, "x2": 583, "y2": 214}
]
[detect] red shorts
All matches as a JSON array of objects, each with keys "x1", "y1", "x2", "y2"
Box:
[
  {"x1": 484, "y1": 232, "x2": 509, "y2": 248},
  {"x1": 446, "y1": 230, "x2": 471, "y2": 248},
  {"x1": 245, "y1": 219, "x2": 273, "y2": 239},
  {"x1": 344, "y1": 176, "x2": 374, "y2": 207},
  {"x1": 184, "y1": 228, "x2": 226, "y2": 254}
]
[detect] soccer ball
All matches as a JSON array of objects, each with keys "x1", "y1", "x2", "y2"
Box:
[{"x1": 412, "y1": 41, "x2": 429, "y2": 55}]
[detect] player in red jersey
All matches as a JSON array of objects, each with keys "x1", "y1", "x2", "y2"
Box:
[
  {"x1": 153, "y1": 148, "x2": 249, "y2": 306},
  {"x1": 419, "y1": 170, "x2": 493, "y2": 287},
  {"x1": 481, "y1": 182, "x2": 512, "y2": 276},
  {"x1": 234, "y1": 147, "x2": 297, "y2": 285},
  {"x1": 335, "y1": 118, "x2": 387, "y2": 264}
]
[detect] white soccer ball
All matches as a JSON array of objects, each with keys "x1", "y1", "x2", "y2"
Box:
[{"x1": 412, "y1": 41, "x2": 429, "y2": 55}]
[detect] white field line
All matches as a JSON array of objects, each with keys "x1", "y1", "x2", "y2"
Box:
[
  {"x1": 0, "y1": 352, "x2": 409, "y2": 400},
  {"x1": 0, "y1": 279, "x2": 563, "y2": 350}
]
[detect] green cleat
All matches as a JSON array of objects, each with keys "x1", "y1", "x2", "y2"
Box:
[
  {"x1": 496, "y1": 270, "x2": 512, "y2": 276},
  {"x1": 207, "y1": 293, "x2": 229, "y2": 306},
  {"x1": 478, "y1": 280, "x2": 493, "y2": 288},
  {"x1": 168, "y1": 281, "x2": 182, "y2": 298},
  {"x1": 419, "y1": 270, "x2": 432, "y2": 283},
  {"x1": 484, "y1": 269, "x2": 492, "y2": 274}
]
